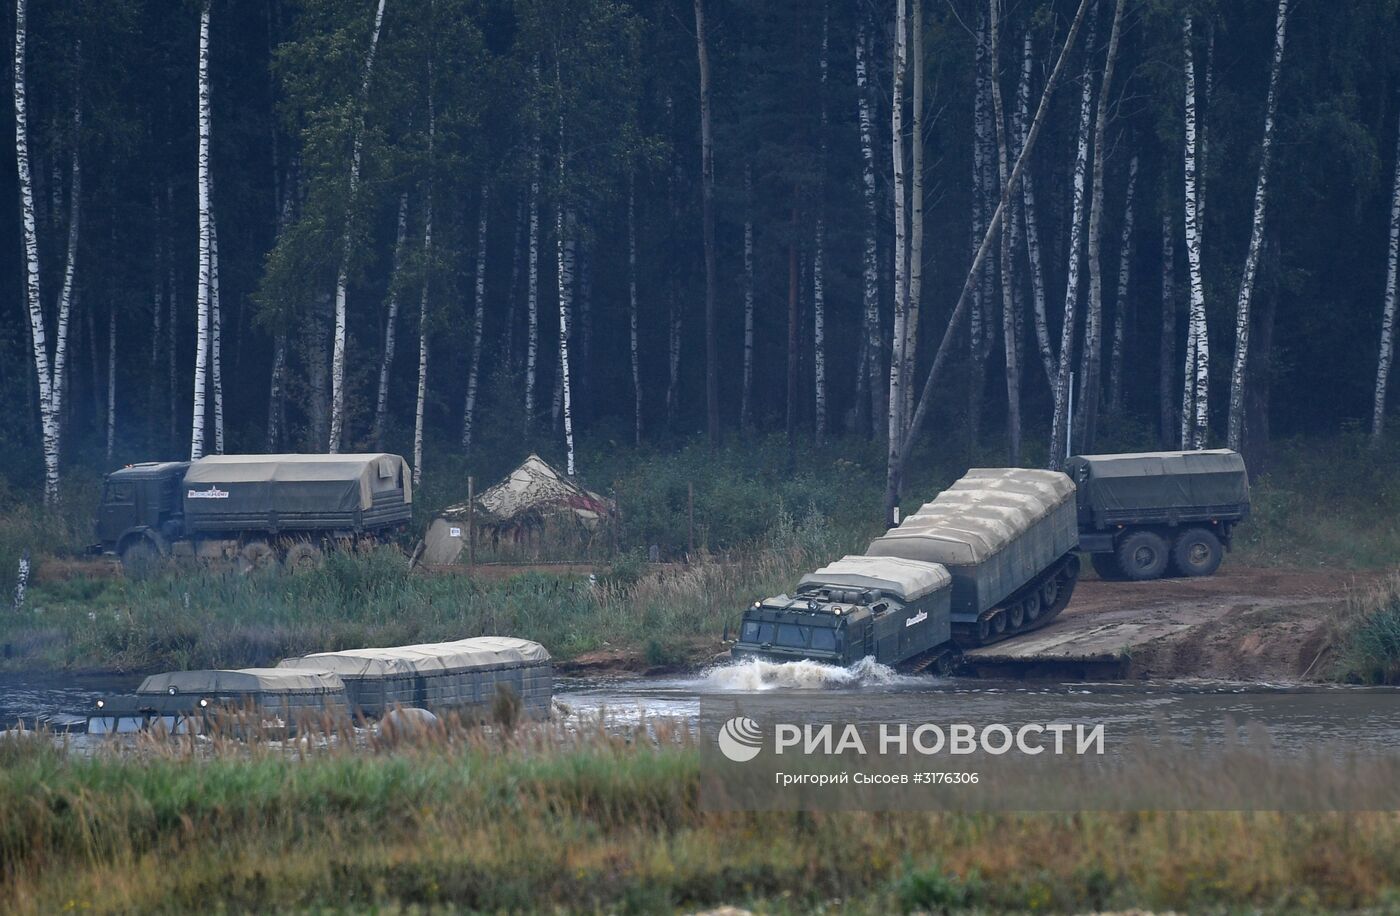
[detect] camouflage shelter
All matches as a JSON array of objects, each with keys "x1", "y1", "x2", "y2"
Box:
[
  {"x1": 181, "y1": 453, "x2": 412, "y2": 534},
  {"x1": 278, "y1": 636, "x2": 553, "y2": 719},
  {"x1": 1065, "y1": 449, "x2": 1249, "y2": 527},
  {"x1": 866, "y1": 468, "x2": 1078, "y2": 624}
]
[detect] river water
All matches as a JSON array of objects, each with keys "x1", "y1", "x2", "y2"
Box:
[{"x1": 5, "y1": 660, "x2": 1398, "y2": 754}]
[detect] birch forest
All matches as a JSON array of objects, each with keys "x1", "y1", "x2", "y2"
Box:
[{"x1": 4, "y1": 0, "x2": 1400, "y2": 508}]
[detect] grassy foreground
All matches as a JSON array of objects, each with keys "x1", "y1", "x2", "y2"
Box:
[{"x1": 3, "y1": 726, "x2": 1400, "y2": 914}]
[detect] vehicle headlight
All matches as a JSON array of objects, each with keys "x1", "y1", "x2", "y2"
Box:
[{"x1": 95, "y1": 699, "x2": 105, "y2": 709}]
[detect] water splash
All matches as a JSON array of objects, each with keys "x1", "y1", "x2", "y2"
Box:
[{"x1": 700, "y1": 655, "x2": 912, "y2": 691}]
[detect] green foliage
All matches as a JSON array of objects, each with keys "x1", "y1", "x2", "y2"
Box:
[
  {"x1": 1332, "y1": 575, "x2": 1400, "y2": 684},
  {"x1": 893, "y1": 864, "x2": 980, "y2": 912}
]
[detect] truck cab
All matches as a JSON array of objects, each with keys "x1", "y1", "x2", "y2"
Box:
[{"x1": 97, "y1": 462, "x2": 189, "y2": 558}]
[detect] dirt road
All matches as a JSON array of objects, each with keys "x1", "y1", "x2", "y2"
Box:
[{"x1": 965, "y1": 565, "x2": 1375, "y2": 681}]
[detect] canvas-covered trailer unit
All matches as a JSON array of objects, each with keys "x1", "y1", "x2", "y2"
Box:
[
  {"x1": 865, "y1": 468, "x2": 1080, "y2": 644},
  {"x1": 1066, "y1": 449, "x2": 1250, "y2": 580},
  {"x1": 181, "y1": 453, "x2": 412, "y2": 534},
  {"x1": 89, "y1": 668, "x2": 349, "y2": 735},
  {"x1": 278, "y1": 637, "x2": 553, "y2": 719}
]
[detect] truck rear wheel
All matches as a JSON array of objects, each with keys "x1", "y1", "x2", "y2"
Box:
[
  {"x1": 1115, "y1": 531, "x2": 1169, "y2": 581},
  {"x1": 283, "y1": 541, "x2": 324, "y2": 573},
  {"x1": 1171, "y1": 527, "x2": 1223, "y2": 577}
]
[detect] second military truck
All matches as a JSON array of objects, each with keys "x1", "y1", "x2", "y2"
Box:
[
  {"x1": 732, "y1": 467, "x2": 1080, "y2": 671},
  {"x1": 97, "y1": 453, "x2": 413, "y2": 573},
  {"x1": 1067, "y1": 449, "x2": 1250, "y2": 581}
]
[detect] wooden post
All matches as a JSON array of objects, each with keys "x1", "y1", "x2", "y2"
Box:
[
  {"x1": 687, "y1": 481, "x2": 695, "y2": 559},
  {"x1": 467, "y1": 476, "x2": 475, "y2": 570}
]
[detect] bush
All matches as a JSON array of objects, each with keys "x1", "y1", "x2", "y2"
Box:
[{"x1": 1332, "y1": 574, "x2": 1400, "y2": 684}]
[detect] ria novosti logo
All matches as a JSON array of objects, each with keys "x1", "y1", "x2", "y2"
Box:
[{"x1": 717, "y1": 716, "x2": 764, "y2": 762}]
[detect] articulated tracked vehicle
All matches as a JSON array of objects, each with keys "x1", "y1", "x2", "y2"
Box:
[{"x1": 733, "y1": 468, "x2": 1080, "y2": 671}]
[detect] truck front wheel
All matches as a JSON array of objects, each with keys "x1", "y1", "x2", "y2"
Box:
[
  {"x1": 1171, "y1": 527, "x2": 1223, "y2": 577},
  {"x1": 1115, "y1": 531, "x2": 1169, "y2": 581}
]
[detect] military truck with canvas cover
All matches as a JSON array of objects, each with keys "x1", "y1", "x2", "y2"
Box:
[
  {"x1": 278, "y1": 637, "x2": 553, "y2": 720},
  {"x1": 732, "y1": 468, "x2": 1080, "y2": 670},
  {"x1": 1066, "y1": 449, "x2": 1249, "y2": 581},
  {"x1": 96, "y1": 453, "x2": 412, "y2": 573}
]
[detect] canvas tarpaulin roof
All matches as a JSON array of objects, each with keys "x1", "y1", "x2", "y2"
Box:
[
  {"x1": 1065, "y1": 449, "x2": 1248, "y2": 513},
  {"x1": 183, "y1": 453, "x2": 411, "y2": 512},
  {"x1": 138, "y1": 668, "x2": 347, "y2": 695},
  {"x1": 278, "y1": 637, "x2": 552, "y2": 679},
  {"x1": 799, "y1": 555, "x2": 951, "y2": 602},
  {"x1": 443, "y1": 454, "x2": 612, "y2": 524},
  {"x1": 868, "y1": 468, "x2": 1076, "y2": 566}
]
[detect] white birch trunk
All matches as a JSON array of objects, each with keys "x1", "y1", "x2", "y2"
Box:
[
  {"x1": 968, "y1": 10, "x2": 989, "y2": 443},
  {"x1": 1017, "y1": 32, "x2": 1055, "y2": 390},
  {"x1": 1076, "y1": 0, "x2": 1125, "y2": 453},
  {"x1": 629, "y1": 173, "x2": 643, "y2": 446},
  {"x1": 372, "y1": 191, "x2": 410, "y2": 447},
  {"x1": 525, "y1": 69, "x2": 541, "y2": 427},
  {"x1": 1107, "y1": 154, "x2": 1138, "y2": 414},
  {"x1": 556, "y1": 198, "x2": 577, "y2": 476},
  {"x1": 814, "y1": 7, "x2": 829, "y2": 445},
  {"x1": 50, "y1": 95, "x2": 80, "y2": 486},
  {"x1": 988, "y1": 0, "x2": 1020, "y2": 463},
  {"x1": 329, "y1": 0, "x2": 388, "y2": 454},
  {"x1": 106, "y1": 303, "x2": 115, "y2": 460},
  {"x1": 856, "y1": 15, "x2": 884, "y2": 439},
  {"x1": 1182, "y1": 14, "x2": 1209, "y2": 449},
  {"x1": 1048, "y1": 0, "x2": 1098, "y2": 468},
  {"x1": 210, "y1": 209, "x2": 224, "y2": 454},
  {"x1": 1373, "y1": 119, "x2": 1400, "y2": 441},
  {"x1": 504, "y1": 194, "x2": 524, "y2": 368},
  {"x1": 887, "y1": 0, "x2": 909, "y2": 464},
  {"x1": 741, "y1": 164, "x2": 755, "y2": 430},
  {"x1": 190, "y1": 0, "x2": 212, "y2": 461},
  {"x1": 413, "y1": 92, "x2": 434, "y2": 489},
  {"x1": 462, "y1": 182, "x2": 489, "y2": 454},
  {"x1": 267, "y1": 332, "x2": 287, "y2": 450},
  {"x1": 1227, "y1": 0, "x2": 1289, "y2": 450}
]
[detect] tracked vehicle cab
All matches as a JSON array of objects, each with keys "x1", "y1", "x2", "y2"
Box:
[{"x1": 733, "y1": 555, "x2": 953, "y2": 669}]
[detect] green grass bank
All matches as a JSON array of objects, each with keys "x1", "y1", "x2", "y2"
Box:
[{"x1": 2, "y1": 727, "x2": 1400, "y2": 914}]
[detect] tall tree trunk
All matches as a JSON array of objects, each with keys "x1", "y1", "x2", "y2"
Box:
[
  {"x1": 856, "y1": 13, "x2": 885, "y2": 441},
  {"x1": 150, "y1": 232, "x2": 163, "y2": 440},
  {"x1": 1077, "y1": 0, "x2": 1125, "y2": 454},
  {"x1": 210, "y1": 210, "x2": 224, "y2": 453},
  {"x1": 629, "y1": 172, "x2": 643, "y2": 446},
  {"x1": 1048, "y1": 0, "x2": 1099, "y2": 470},
  {"x1": 887, "y1": 0, "x2": 909, "y2": 472},
  {"x1": 1227, "y1": 0, "x2": 1289, "y2": 451},
  {"x1": 412, "y1": 83, "x2": 434, "y2": 489},
  {"x1": 167, "y1": 253, "x2": 178, "y2": 448},
  {"x1": 740, "y1": 164, "x2": 755, "y2": 431},
  {"x1": 191, "y1": 0, "x2": 212, "y2": 460},
  {"x1": 525, "y1": 80, "x2": 541, "y2": 428},
  {"x1": 556, "y1": 202, "x2": 577, "y2": 476},
  {"x1": 1181, "y1": 14, "x2": 1209, "y2": 449},
  {"x1": 372, "y1": 191, "x2": 410, "y2": 447},
  {"x1": 814, "y1": 7, "x2": 829, "y2": 446},
  {"x1": 1159, "y1": 204, "x2": 1176, "y2": 448},
  {"x1": 1018, "y1": 32, "x2": 1056, "y2": 390},
  {"x1": 504, "y1": 194, "x2": 524, "y2": 369},
  {"x1": 1107, "y1": 153, "x2": 1138, "y2": 414},
  {"x1": 988, "y1": 0, "x2": 1020, "y2": 464},
  {"x1": 886, "y1": 0, "x2": 1093, "y2": 524},
  {"x1": 1372, "y1": 116, "x2": 1400, "y2": 443},
  {"x1": 903, "y1": 0, "x2": 924, "y2": 434},
  {"x1": 968, "y1": 9, "x2": 990, "y2": 450},
  {"x1": 50, "y1": 90, "x2": 80, "y2": 488},
  {"x1": 329, "y1": 0, "x2": 388, "y2": 454},
  {"x1": 694, "y1": 0, "x2": 720, "y2": 446},
  {"x1": 267, "y1": 176, "x2": 295, "y2": 451},
  {"x1": 462, "y1": 182, "x2": 489, "y2": 454}
]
